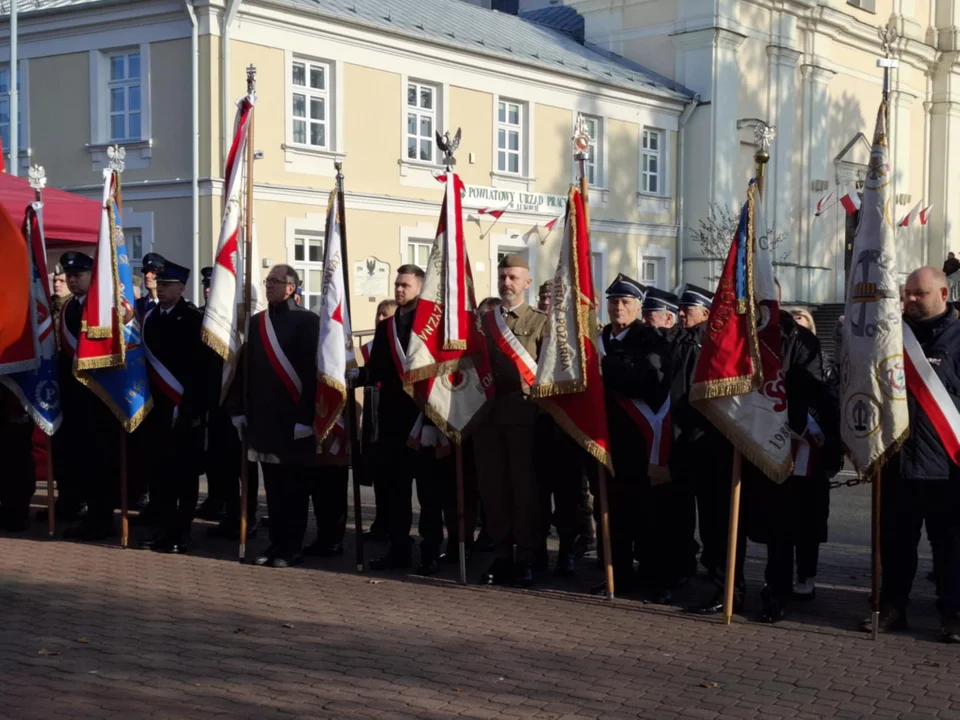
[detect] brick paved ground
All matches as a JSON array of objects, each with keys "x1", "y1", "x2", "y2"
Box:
[{"x1": 1, "y1": 481, "x2": 958, "y2": 719}]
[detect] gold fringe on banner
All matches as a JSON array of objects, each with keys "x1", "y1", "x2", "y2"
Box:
[{"x1": 314, "y1": 374, "x2": 346, "y2": 445}]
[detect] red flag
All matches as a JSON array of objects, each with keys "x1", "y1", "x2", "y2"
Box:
[
  {"x1": 814, "y1": 192, "x2": 833, "y2": 216},
  {"x1": 531, "y1": 187, "x2": 611, "y2": 471},
  {"x1": 0, "y1": 202, "x2": 34, "y2": 368},
  {"x1": 840, "y1": 189, "x2": 861, "y2": 215},
  {"x1": 477, "y1": 208, "x2": 505, "y2": 219},
  {"x1": 898, "y1": 201, "x2": 921, "y2": 228},
  {"x1": 919, "y1": 204, "x2": 934, "y2": 226}
]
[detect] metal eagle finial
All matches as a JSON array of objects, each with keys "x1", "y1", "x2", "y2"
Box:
[
  {"x1": 436, "y1": 128, "x2": 461, "y2": 170},
  {"x1": 573, "y1": 113, "x2": 591, "y2": 160},
  {"x1": 107, "y1": 145, "x2": 126, "y2": 173},
  {"x1": 753, "y1": 122, "x2": 776, "y2": 152},
  {"x1": 246, "y1": 64, "x2": 257, "y2": 95},
  {"x1": 28, "y1": 164, "x2": 46, "y2": 192}
]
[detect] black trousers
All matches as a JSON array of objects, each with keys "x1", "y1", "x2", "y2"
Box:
[
  {"x1": 881, "y1": 474, "x2": 960, "y2": 616},
  {"x1": 0, "y1": 419, "x2": 36, "y2": 528},
  {"x1": 142, "y1": 409, "x2": 201, "y2": 537},
  {"x1": 607, "y1": 482, "x2": 641, "y2": 589},
  {"x1": 310, "y1": 466, "x2": 348, "y2": 547},
  {"x1": 56, "y1": 392, "x2": 119, "y2": 520},
  {"x1": 536, "y1": 420, "x2": 587, "y2": 552},
  {"x1": 204, "y1": 408, "x2": 238, "y2": 511},
  {"x1": 262, "y1": 463, "x2": 312, "y2": 558},
  {"x1": 443, "y1": 440, "x2": 477, "y2": 550}
]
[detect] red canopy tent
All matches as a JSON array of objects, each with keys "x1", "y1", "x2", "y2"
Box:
[{"x1": 0, "y1": 171, "x2": 99, "y2": 245}]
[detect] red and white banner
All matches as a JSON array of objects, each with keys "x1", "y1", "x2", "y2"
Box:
[
  {"x1": 614, "y1": 395, "x2": 671, "y2": 483},
  {"x1": 531, "y1": 187, "x2": 612, "y2": 472},
  {"x1": 690, "y1": 180, "x2": 793, "y2": 483},
  {"x1": 790, "y1": 415, "x2": 824, "y2": 477},
  {"x1": 314, "y1": 187, "x2": 355, "y2": 445},
  {"x1": 259, "y1": 310, "x2": 302, "y2": 404},
  {"x1": 520, "y1": 213, "x2": 563, "y2": 245},
  {"x1": 202, "y1": 94, "x2": 264, "y2": 397},
  {"x1": 141, "y1": 307, "x2": 185, "y2": 405},
  {"x1": 360, "y1": 338, "x2": 373, "y2": 364},
  {"x1": 482, "y1": 309, "x2": 537, "y2": 387},
  {"x1": 0, "y1": 201, "x2": 40, "y2": 375},
  {"x1": 919, "y1": 204, "x2": 934, "y2": 226},
  {"x1": 898, "y1": 201, "x2": 922, "y2": 228},
  {"x1": 903, "y1": 323, "x2": 960, "y2": 465},
  {"x1": 477, "y1": 208, "x2": 505, "y2": 219},
  {"x1": 840, "y1": 190, "x2": 861, "y2": 215},
  {"x1": 814, "y1": 192, "x2": 834, "y2": 216}
]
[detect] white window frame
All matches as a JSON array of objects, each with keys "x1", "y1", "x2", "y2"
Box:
[
  {"x1": 640, "y1": 128, "x2": 663, "y2": 196},
  {"x1": 0, "y1": 60, "x2": 29, "y2": 170},
  {"x1": 581, "y1": 115, "x2": 603, "y2": 188},
  {"x1": 107, "y1": 50, "x2": 142, "y2": 143},
  {"x1": 847, "y1": 0, "x2": 876, "y2": 12},
  {"x1": 121, "y1": 208, "x2": 154, "y2": 274},
  {"x1": 637, "y1": 245, "x2": 672, "y2": 291},
  {"x1": 88, "y1": 44, "x2": 152, "y2": 169},
  {"x1": 290, "y1": 58, "x2": 331, "y2": 151},
  {"x1": 496, "y1": 98, "x2": 524, "y2": 176},
  {"x1": 292, "y1": 230, "x2": 325, "y2": 311},
  {"x1": 405, "y1": 80, "x2": 439, "y2": 165},
  {"x1": 282, "y1": 51, "x2": 345, "y2": 177},
  {"x1": 406, "y1": 239, "x2": 434, "y2": 271}
]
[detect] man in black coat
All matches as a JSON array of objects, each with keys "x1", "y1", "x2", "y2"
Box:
[
  {"x1": 227, "y1": 264, "x2": 320, "y2": 568},
  {"x1": 135, "y1": 253, "x2": 166, "y2": 322},
  {"x1": 866, "y1": 267, "x2": 960, "y2": 643},
  {"x1": 137, "y1": 261, "x2": 206, "y2": 553}
]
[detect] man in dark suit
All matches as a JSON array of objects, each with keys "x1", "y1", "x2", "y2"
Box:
[{"x1": 135, "y1": 253, "x2": 166, "y2": 321}]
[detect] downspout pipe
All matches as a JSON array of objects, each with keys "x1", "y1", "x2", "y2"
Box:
[
  {"x1": 9, "y1": 0, "x2": 18, "y2": 177},
  {"x1": 675, "y1": 94, "x2": 700, "y2": 291},
  {"x1": 184, "y1": 0, "x2": 200, "y2": 303}
]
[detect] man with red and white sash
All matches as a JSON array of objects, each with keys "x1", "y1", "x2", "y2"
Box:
[
  {"x1": 138, "y1": 261, "x2": 205, "y2": 554},
  {"x1": 227, "y1": 264, "x2": 320, "y2": 568},
  {"x1": 599, "y1": 275, "x2": 675, "y2": 598},
  {"x1": 869, "y1": 267, "x2": 960, "y2": 643}
]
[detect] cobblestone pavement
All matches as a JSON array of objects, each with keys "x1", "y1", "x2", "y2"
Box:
[{"x1": 1, "y1": 483, "x2": 957, "y2": 720}]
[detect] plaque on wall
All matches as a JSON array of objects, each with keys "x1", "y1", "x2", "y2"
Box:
[{"x1": 353, "y1": 257, "x2": 390, "y2": 296}]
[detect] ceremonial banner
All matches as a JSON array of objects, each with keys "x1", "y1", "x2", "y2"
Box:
[
  {"x1": 202, "y1": 94, "x2": 264, "y2": 396},
  {"x1": 0, "y1": 201, "x2": 39, "y2": 374},
  {"x1": 531, "y1": 187, "x2": 612, "y2": 472},
  {"x1": 839, "y1": 102, "x2": 909, "y2": 475},
  {"x1": 690, "y1": 180, "x2": 792, "y2": 483},
  {"x1": 74, "y1": 170, "x2": 151, "y2": 432},
  {"x1": 314, "y1": 187, "x2": 355, "y2": 444},
  {"x1": 0, "y1": 203, "x2": 62, "y2": 434}
]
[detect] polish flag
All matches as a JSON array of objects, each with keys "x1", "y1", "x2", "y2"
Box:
[
  {"x1": 919, "y1": 204, "x2": 934, "y2": 226},
  {"x1": 840, "y1": 190, "x2": 861, "y2": 215},
  {"x1": 898, "y1": 201, "x2": 921, "y2": 228},
  {"x1": 815, "y1": 192, "x2": 833, "y2": 216},
  {"x1": 477, "y1": 208, "x2": 505, "y2": 219}
]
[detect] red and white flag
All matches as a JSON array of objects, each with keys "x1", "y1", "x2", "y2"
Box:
[
  {"x1": 898, "y1": 201, "x2": 922, "y2": 228},
  {"x1": 840, "y1": 189, "x2": 861, "y2": 215},
  {"x1": 402, "y1": 171, "x2": 494, "y2": 442},
  {"x1": 202, "y1": 94, "x2": 264, "y2": 398},
  {"x1": 690, "y1": 180, "x2": 793, "y2": 483},
  {"x1": 314, "y1": 187, "x2": 355, "y2": 446},
  {"x1": 360, "y1": 338, "x2": 374, "y2": 364},
  {"x1": 814, "y1": 192, "x2": 834, "y2": 216},
  {"x1": 477, "y1": 207, "x2": 505, "y2": 219},
  {"x1": 919, "y1": 204, "x2": 934, "y2": 226},
  {"x1": 531, "y1": 187, "x2": 612, "y2": 471},
  {"x1": 0, "y1": 201, "x2": 39, "y2": 375},
  {"x1": 518, "y1": 213, "x2": 563, "y2": 245}
]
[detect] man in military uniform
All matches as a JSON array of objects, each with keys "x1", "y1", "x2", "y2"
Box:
[
  {"x1": 227, "y1": 264, "x2": 319, "y2": 568},
  {"x1": 474, "y1": 254, "x2": 548, "y2": 587},
  {"x1": 135, "y1": 252, "x2": 166, "y2": 321},
  {"x1": 138, "y1": 262, "x2": 206, "y2": 553},
  {"x1": 56, "y1": 252, "x2": 120, "y2": 540}
]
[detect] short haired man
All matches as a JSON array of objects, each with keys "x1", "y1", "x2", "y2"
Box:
[
  {"x1": 138, "y1": 261, "x2": 206, "y2": 554},
  {"x1": 227, "y1": 264, "x2": 320, "y2": 568},
  {"x1": 677, "y1": 284, "x2": 713, "y2": 330},
  {"x1": 642, "y1": 287, "x2": 679, "y2": 329},
  {"x1": 537, "y1": 281, "x2": 552, "y2": 313},
  {"x1": 865, "y1": 267, "x2": 960, "y2": 642}
]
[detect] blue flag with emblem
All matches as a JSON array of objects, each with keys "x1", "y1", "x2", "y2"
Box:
[
  {"x1": 0, "y1": 203, "x2": 62, "y2": 434},
  {"x1": 74, "y1": 170, "x2": 152, "y2": 432}
]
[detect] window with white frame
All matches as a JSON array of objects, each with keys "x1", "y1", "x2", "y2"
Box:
[
  {"x1": 293, "y1": 231, "x2": 325, "y2": 311},
  {"x1": 591, "y1": 251, "x2": 605, "y2": 322},
  {"x1": 125, "y1": 227, "x2": 145, "y2": 272},
  {"x1": 641, "y1": 129, "x2": 662, "y2": 195},
  {"x1": 291, "y1": 59, "x2": 330, "y2": 149},
  {"x1": 407, "y1": 240, "x2": 433, "y2": 270},
  {"x1": 407, "y1": 82, "x2": 436, "y2": 163},
  {"x1": 497, "y1": 100, "x2": 523, "y2": 174},
  {"x1": 640, "y1": 255, "x2": 663, "y2": 289},
  {"x1": 0, "y1": 66, "x2": 23, "y2": 155},
  {"x1": 108, "y1": 51, "x2": 141, "y2": 142},
  {"x1": 583, "y1": 116, "x2": 601, "y2": 186}
]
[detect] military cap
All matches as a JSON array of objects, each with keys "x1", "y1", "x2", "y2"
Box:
[
  {"x1": 53, "y1": 263, "x2": 65, "y2": 275},
  {"x1": 498, "y1": 253, "x2": 529, "y2": 270},
  {"x1": 156, "y1": 261, "x2": 190, "y2": 284},
  {"x1": 605, "y1": 273, "x2": 645, "y2": 300},
  {"x1": 642, "y1": 286, "x2": 679, "y2": 313},
  {"x1": 200, "y1": 266, "x2": 213, "y2": 288},
  {"x1": 538, "y1": 281, "x2": 553, "y2": 295},
  {"x1": 141, "y1": 252, "x2": 167, "y2": 274},
  {"x1": 678, "y1": 283, "x2": 714, "y2": 309},
  {"x1": 60, "y1": 251, "x2": 93, "y2": 273}
]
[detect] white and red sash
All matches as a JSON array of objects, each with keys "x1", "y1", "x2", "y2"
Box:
[
  {"x1": 360, "y1": 338, "x2": 374, "y2": 365},
  {"x1": 258, "y1": 310, "x2": 303, "y2": 404},
  {"x1": 614, "y1": 395, "x2": 672, "y2": 483},
  {"x1": 790, "y1": 414, "x2": 824, "y2": 477},
  {"x1": 59, "y1": 302, "x2": 78, "y2": 359},
  {"x1": 141, "y1": 307, "x2": 185, "y2": 406},
  {"x1": 386, "y1": 315, "x2": 408, "y2": 379},
  {"x1": 903, "y1": 323, "x2": 960, "y2": 465},
  {"x1": 483, "y1": 309, "x2": 538, "y2": 386}
]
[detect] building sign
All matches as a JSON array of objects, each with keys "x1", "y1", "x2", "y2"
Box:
[
  {"x1": 353, "y1": 257, "x2": 390, "y2": 297},
  {"x1": 461, "y1": 184, "x2": 567, "y2": 215}
]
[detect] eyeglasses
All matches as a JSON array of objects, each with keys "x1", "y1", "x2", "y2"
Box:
[{"x1": 264, "y1": 278, "x2": 292, "y2": 287}]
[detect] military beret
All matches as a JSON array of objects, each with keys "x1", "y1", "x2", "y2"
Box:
[
  {"x1": 141, "y1": 252, "x2": 167, "y2": 274},
  {"x1": 156, "y1": 261, "x2": 190, "y2": 284},
  {"x1": 642, "y1": 286, "x2": 679, "y2": 313},
  {"x1": 60, "y1": 251, "x2": 93, "y2": 273},
  {"x1": 605, "y1": 273, "x2": 645, "y2": 300},
  {"x1": 678, "y1": 283, "x2": 714, "y2": 309},
  {"x1": 498, "y1": 253, "x2": 529, "y2": 270}
]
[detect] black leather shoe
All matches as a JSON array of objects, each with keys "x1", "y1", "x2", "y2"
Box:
[
  {"x1": 481, "y1": 558, "x2": 513, "y2": 586},
  {"x1": 687, "y1": 590, "x2": 744, "y2": 615},
  {"x1": 860, "y1": 605, "x2": 908, "y2": 633},
  {"x1": 253, "y1": 544, "x2": 277, "y2": 566},
  {"x1": 138, "y1": 531, "x2": 167, "y2": 550},
  {"x1": 473, "y1": 530, "x2": 495, "y2": 553},
  {"x1": 416, "y1": 559, "x2": 440, "y2": 576},
  {"x1": 553, "y1": 552, "x2": 575, "y2": 578},
  {"x1": 302, "y1": 541, "x2": 344, "y2": 558},
  {"x1": 760, "y1": 589, "x2": 785, "y2": 623},
  {"x1": 270, "y1": 554, "x2": 303, "y2": 569},
  {"x1": 165, "y1": 535, "x2": 193, "y2": 555},
  {"x1": 149, "y1": 536, "x2": 177, "y2": 553},
  {"x1": 512, "y1": 564, "x2": 535, "y2": 588},
  {"x1": 194, "y1": 499, "x2": 224, "y2": 522},
  {"x1": 941, "y1": 615, "x2": 960, "y2": 644},
  {"x1": 369, "y1": 552, "x2": 412, "y2": 571}
]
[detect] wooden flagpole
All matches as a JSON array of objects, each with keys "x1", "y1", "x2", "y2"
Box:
[
  {"x1": 871, "y1": 466, "x2": 882, "y2": 640},
  {"x1": 334, "y1": 161, "x2": 365, "y2": 573},
  {"x1": 575, "y1": 115, "x2": 614, "y2": 600},
  {"x1": 455, "y1": 444, "x2": 467, "y2": 585},
  {"x1": 239, "y1": 65, "x2": 256, "y2": 562}
]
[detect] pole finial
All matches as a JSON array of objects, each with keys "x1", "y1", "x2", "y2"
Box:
[
  {"x1": 107, "y1": 145, "x2": 126, "y2": 174},
  {"x1": 436, "y1": 128, "x2": 461, "y2": 171},
  {"x1": 573, "y1": 113, "x2": 590, "y2": 162},
  {"x1": 28, "y1": 164, "x2": 46, "y2": 192},
  {"x1": 335, "y1": 160, "x2": 344, "y2": 183},
  {"x1": 246, "y1": 64, "x2": 257, "y2": 96},
  {"x1": 879, "y1": 17, "x2": 900, "y2": 60}
]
